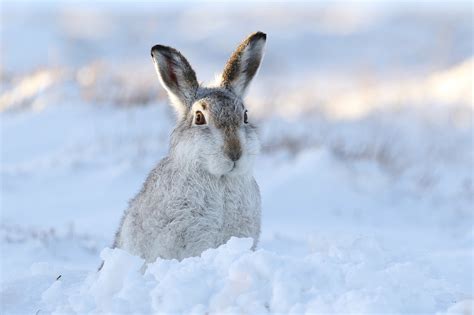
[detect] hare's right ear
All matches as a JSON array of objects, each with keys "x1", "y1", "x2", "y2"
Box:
[{"x1": 151, "y1": 45, "x2": 199, "y2": 118}]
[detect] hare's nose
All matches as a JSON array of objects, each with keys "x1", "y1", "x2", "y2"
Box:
[
  {"x1": 227, "y1": 150, "x2": 242, "y2": 162},
  {"x1": 224, "y1": 130, "x2": 242, "y2": 162}
]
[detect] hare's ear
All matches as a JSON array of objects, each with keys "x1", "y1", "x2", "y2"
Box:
[
  {"x1": 221, "y1": 32, "x2": 266, "y2": 97},
  {"x1": 151, "y1": 45, "x2": 199, "y2": 117}
]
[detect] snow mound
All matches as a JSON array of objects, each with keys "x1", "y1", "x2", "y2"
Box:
[{"x1": 39, "y1": 237, "x2": 471, "y2": 314}]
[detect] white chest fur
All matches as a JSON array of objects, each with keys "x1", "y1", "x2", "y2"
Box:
[{"x1": 116, "y1": 159, "x2": 261, "y2": 263}]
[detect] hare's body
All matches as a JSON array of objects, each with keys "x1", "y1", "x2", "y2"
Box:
[
  {"x1": 115, "y1": 157, "x2": 260, "y2": 262},
  {"x1": 112, "y1": 32, "x2": 266, "y2": 263}
]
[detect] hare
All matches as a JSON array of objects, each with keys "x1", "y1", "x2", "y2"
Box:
[{"x1": 113, "y1": 32, "x2": 266, "y2": 263}]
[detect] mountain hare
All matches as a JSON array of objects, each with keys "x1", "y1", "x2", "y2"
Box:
[{"x1": 113, "y1": 32, "x2": 266, "y2": 263}]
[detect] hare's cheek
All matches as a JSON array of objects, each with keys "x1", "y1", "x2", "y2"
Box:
[
  {"x1": 243, "y1": 127, "x2": 261, "y2": 156},
  {"x1": 198, "y1": 127, "x2": 231, "y2": 175},
  {"x1": 172, "y1": 135, "x2": 201, "y2": 165},
  {"x1": 236, "y1": 150, "x2": 256, "y2": 175}
]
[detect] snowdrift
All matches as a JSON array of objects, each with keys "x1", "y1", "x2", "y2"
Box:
[{"x1": 34, "y1": 238, "x2": 471, "y2": 314}]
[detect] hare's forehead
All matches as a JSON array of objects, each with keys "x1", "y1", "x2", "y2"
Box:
[{"x1": 194, "y1": 89, "x2": 244, "y2": 116}]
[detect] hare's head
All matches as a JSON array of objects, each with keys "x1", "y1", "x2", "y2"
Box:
[{"x1": 151, "y1": 32, "x2": 266, "y2": 176}]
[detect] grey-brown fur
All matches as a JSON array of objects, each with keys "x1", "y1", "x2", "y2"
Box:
[
  {"x1": 151, "y1": 44, "x2": 199, "y2": 108},
  {"x1": 221, "y1": 32, "x2": 266, "y2": 96},
  {"x1": 111, "y1": 32, "x2": 267, "y2": 264}
]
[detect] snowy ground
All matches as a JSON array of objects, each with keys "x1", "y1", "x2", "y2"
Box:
[{"x1": 1, "y1": 1, "x2": 473, "y2": 314}]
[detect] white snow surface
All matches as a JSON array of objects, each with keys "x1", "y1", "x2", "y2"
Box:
[
  {"x1": 1, "y1": 2, "x2": 473, "y2": 314},
  {"x1": 36, "y1": 237, "x2": 472, "y2": 314}
]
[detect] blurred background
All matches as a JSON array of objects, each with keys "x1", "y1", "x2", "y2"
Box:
[{"x1": 0, "y1": 0, "x2": 473, "y2": 312}]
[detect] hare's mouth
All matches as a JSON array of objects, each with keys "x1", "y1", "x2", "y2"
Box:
[
  {"x1": 207, "y1": 155, "x2": 251, "y2": 177},
  {"x1": 221, "y1": 162, "x2": 236, "y2": 175},
  {"x1": 227, "y1": 160, "x2": 247, "y2": 176},
  {"x1": 222, "y1": 160, "x2": 237, "y2": 175}
]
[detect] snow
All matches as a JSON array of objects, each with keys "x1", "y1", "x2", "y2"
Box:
[
  {"x1": 1, "y1": 1, "x2": 473, "y2": 314},
  {"x1": 31, "y1": 237, "x2": 473, "y2": 314}
]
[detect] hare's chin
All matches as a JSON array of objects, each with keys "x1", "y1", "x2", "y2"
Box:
[{"x1": 206, "y1": 159, "x2": 234, "y2": 176}]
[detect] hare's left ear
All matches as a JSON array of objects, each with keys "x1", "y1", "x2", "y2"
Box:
[
  {"x1": 221, "y1": 32, "x2": 266, "y2": 97},
  {"x1": 151, "y1": 45, "x2": 199, "y2": 118}
]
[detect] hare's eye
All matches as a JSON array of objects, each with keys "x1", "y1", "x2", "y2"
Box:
[
  {"x1": 195, "y1": 111, "x2": 206, "y2": 125},
  {"x1": 244, "y1": 110, "x2": 248, "y2": 124}
]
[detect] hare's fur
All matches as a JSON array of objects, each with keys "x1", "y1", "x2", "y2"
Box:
[{"x1": 113, "y1": 32, "x2": 266, "y2": 263}]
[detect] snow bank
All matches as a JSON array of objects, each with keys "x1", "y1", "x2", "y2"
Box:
[{"x1": 38, "y1": 237, "x2": 471, "y2": 314}]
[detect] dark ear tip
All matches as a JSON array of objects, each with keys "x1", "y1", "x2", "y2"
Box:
[
  {"x1": 251, "y1": 31, "x2": 267, "y2": 41},
  {"x1": 151, "y1": 44, "x2": 171, "y2": 57}
]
